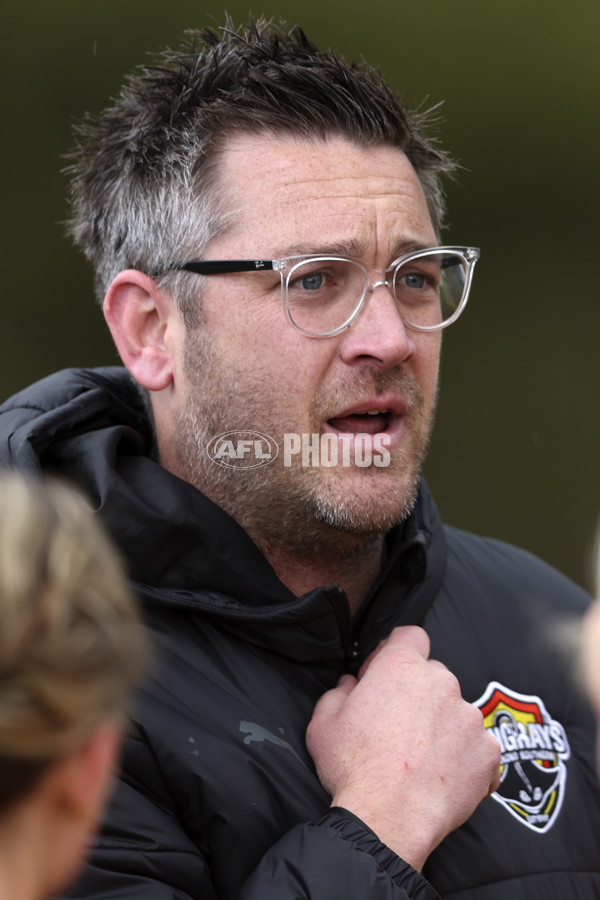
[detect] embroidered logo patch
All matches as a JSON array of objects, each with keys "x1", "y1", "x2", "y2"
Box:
[{"x1": 473, "y1": 682, "x2": 570, "y2": 833}]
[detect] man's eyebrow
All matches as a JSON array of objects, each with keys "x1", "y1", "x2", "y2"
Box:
[
  {"x1": 272, "y1": 239, "x2": 365, "y2": 259},
  {"x1": 271, "y1": 238, "x2": 438, "y2": 261},
  {"x1": 388, "y1": 239, "x2": 439, "y2": 260}
]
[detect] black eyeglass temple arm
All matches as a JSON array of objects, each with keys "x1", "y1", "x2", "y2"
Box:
[{"x1": 173, "y1": 260, "x2": 275, "y2": 275}]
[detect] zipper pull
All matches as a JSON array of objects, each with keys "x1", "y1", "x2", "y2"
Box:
[{"x1": 346, "y1": 640, "x2": 360, "y2": 674}]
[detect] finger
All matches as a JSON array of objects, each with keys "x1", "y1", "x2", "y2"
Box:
[
  {"x1": 383, "y1": 625, "x2": 431, "y2": 660},
  {"x1": 358, "y1": 638, "x2": 389, "y2": 679},
  {"x1": 311, "y1": 674, "x2": 357, "y2": 720},
  {"x1": 486, "y1": 737, "x2": 502, "y2": 795},
  {"x1": 488, "y1": 766, "x2": 502, "y2": 795},
  {"x1": 360, "y1": 626, "x2": 431, "y2": 680}
]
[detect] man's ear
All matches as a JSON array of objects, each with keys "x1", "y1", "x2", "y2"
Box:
[{"x1": 103, "y1": 270, "x2": 179, "y2": 391}]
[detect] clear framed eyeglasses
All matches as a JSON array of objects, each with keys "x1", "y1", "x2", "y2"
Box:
[{"x1": 166, "y1": 245, "x2": 480, "y2": 338}]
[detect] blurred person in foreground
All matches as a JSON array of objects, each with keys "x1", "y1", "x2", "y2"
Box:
[
  {"x1": 0, "y1": 16, "x2": 599, "y2": 900},
  {"x1": 582, "y1": 547, "x2": 600, "y2": 770},
  {"x1": 0, "y1": 473, "x2": 147, "y2": 900}
]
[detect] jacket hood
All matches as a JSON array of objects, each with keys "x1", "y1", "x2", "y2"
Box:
[{"x1": 0, "y1": 367, "x2": 447, "y2": 659}]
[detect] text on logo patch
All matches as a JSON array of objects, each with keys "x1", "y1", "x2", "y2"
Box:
[{"x1": 473, "y1": 681, "x2": 570, "y2": 833}]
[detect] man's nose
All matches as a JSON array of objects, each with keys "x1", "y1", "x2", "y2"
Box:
[{"x1": 337, "y1": 281, "x2": 417, "y2": 368}]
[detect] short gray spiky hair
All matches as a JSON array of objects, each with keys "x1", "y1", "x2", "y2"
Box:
[{"x1": 67, "y1": 17, "x2": 455, "y2": 317}]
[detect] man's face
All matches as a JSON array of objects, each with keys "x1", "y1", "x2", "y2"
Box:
[{"x1": 170, "y1": 134, "x2": 442, "y2": 553}]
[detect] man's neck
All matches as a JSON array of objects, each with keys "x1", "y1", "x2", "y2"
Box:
[{"x1": 254, "y1": 535, "x2": 385, "y2": 618}]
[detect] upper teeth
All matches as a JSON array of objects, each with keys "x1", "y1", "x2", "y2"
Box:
[{"x1": 366, "y1": 409, "x2": 388, "y2": 415}]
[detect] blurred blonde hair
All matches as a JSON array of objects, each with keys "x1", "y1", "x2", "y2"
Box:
[
  {"x1": 583, "y1": 528, "x2": 600, "y2": 711},
  {"x1": 0, "y1": 472, "x2": 147, "y2": 776}
]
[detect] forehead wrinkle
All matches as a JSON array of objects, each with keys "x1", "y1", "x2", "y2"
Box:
[{"x1": 283, "y1": 178, "x2": 418, "y2": 203}]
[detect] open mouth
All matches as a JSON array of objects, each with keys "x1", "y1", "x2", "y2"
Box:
[
  {"x1": 322, "y1": 396, "x2": 407, "y2": 451},
  {"x1": 326, "y1": 409, "x2": 393, "y2": 435}
]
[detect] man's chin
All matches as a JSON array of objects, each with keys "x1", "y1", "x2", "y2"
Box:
[{"x1": 306, "y1": 467, "x2": 421, "y2": 538}]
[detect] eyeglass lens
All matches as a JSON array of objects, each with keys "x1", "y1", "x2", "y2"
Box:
[{"x1": 285, "y1": 251, "x2": 468, "y2": 335}]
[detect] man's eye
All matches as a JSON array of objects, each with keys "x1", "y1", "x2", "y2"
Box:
[
  {"x1": 402, "y1": 272, "x2": 427, "y2": 289},
  {"x1": 299, "y1": 272, "x2": 325, "y2": 291}
]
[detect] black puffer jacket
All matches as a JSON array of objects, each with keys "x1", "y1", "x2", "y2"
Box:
[{"x1": 1, "y1": 367, "x2": 599, "y2": 899}]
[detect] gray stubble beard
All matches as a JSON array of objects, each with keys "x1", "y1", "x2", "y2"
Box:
[{"x1": 172, "y1": 328, "x2": 437, "y2": 560}]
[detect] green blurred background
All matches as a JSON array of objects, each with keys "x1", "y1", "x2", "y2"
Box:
[{"x1": 1, "y1": 0, "x2": 598, "y2": 588}]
